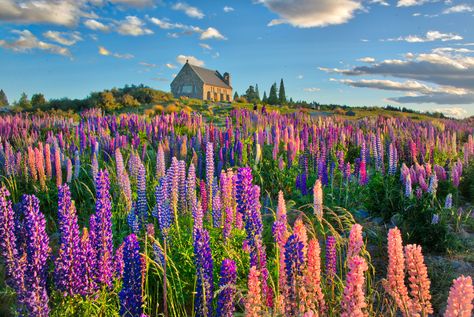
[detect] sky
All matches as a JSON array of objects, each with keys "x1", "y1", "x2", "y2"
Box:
[{"x1": 0, "y1": 0, "x2": 473, "y2": 118}]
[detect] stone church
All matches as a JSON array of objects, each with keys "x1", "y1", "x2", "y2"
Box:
[{"x1": 171, "y1": 60, "x2": 233, "y2": 102}]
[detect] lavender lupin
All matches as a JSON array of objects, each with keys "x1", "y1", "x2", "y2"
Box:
[
  {"x1": 119, "y1": 234, "x2": 145, "y2": 317},
  {"x1": 194, "y1": 228, "x2": 214, "y2": 317},
  {"x1": 55, "y1": 184, "x2": 81, "y2": 296},
  {"x1": 92, "y1": 170, "x2": 114, "y2": 288},
  {"x1": 216, "y1": 259, "x2": 237, "y2": 317},
  {"x1": 136, "y1": 163, "x2": 148, "y2": 227},
  {"x1": 0, "y1": 187, "x2": 24, "y2": 294},
  {"x1": 22, "y1": 195, "x2": 50, "y2": 317}
]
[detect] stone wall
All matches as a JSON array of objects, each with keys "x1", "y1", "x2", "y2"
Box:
[
  {"x1": 170, "y1": 64, "x2": 204, "y2": 99},
  {"x1": 203, "y1": 84, "x2": 233, "y2": 102}
]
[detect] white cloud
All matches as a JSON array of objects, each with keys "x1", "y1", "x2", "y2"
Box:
[
  {"x1": 200, "y1": 27, "x2": 226, "y2": 40},
  {"x1": 98, "y1": 46, "x2": 134, "y2": 59},
  {"x1": 117, "y1": 16, "x2": 153, "y2": 36},
  {"x1": 259, "y1": 0, "x2": 363, "y2": 28},
  {"x1": 176, "y1": 54, "x2": 204, "y2": 66},
  {"x1": 84, "y1": 19, "x2": 110, "y2": 32},
  {"x1": 43, "y1": 31, "x2": 82, "y2": 46},
  {"x1": 172, "y1": 2, "x2": 204, "y2": 19},
  {"x1": 165, "y1": 63, "x2": 177, "y2": 69},
  {"x1": 297, "y1": 74, "x2": 304, "y2": 79},
  {"x1": 139, "y1": 62, "x2": 157, "y2": 67},
  {"x1": 357, "y1": 57, "x2": 376, "y2": 63},
  {"x1": 0, "y1": 29, "x2": 71, "y2": 57},
  {"x1": 110, "y1": 0, "x2": 156, "y2": 7},
  {"x1": 321, "y1": 48, "x2": 474, "y2": 105},
  {"x1": 443, "y1": 4, "x2": 474, "y2": 14},
  {"x1": 199, "y1": 43, "x2": 212, "y2": 50},
  {"x1": 0, "y1": 0, "x2": 86, "y2": 26},
  {"x1": 370, "y1": 0, "x2": 389, "y2": 6},
  {"x1": 386, "y1": 31, "x2": 463, "y2": 43},
  {"x1": 397, "y1": 0, "x2": 430, "y2": 7},
  {"x1": 148, "y1": 17, "x2": 202, "y2": 34},
  {"x1": 304, "y1": 87, "x2": 321, "y2": 92},
  {"x1": 223, "y1": 6, "x2": 234, "y2": 12},
  {"x1": 434, "y1": 107, "x2": 468, "y2": 118}
]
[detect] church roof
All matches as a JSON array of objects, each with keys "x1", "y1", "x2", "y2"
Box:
[{"x1": 188, "y1": 63, "x2": 231, "y2": 89}]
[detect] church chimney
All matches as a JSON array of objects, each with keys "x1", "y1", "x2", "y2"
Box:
[{"x1": 223, "y1": 72, "x2": 231, "y2": 87}]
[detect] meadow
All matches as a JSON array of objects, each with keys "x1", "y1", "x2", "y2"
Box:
[{"x1": 0, "y1": 105, "x2": 473, "y2": 317}]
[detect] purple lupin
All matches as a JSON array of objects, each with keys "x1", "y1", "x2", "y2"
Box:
[{"x1": 55, "y1": 184, "x2": 81, "y2": 296}]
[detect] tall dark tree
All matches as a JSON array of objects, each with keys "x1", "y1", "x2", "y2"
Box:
[
  {"x1": 233, "y1": 91, "x2": 239, "y2": 100},
  {"x1": 0, "y1": 89, "x2": 8, "y2": 107},
  {"x1": 31, "y1": 93, "x2": 47, "y2": 109},
  {"x1": 267, "y1": 83, "x2": 279, "y2": 105},
  {"x1": 262, "y1": 91, "x2": 268, "y2": 104},
  {"x1": 279, "y1": 78, "x2": 286, "y2": 104},
  {"x1": 255, "y1": 84, "x2": 260, "y2": 101}
]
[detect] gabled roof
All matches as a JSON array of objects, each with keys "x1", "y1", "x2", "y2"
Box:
[{"x1": 188, "y1": 64, "x2": 232, "y2": 89}]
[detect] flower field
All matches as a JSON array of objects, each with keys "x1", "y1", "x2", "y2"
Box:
[{"x1": 0, "y1": 108, "x2": 473, "y2": 316}]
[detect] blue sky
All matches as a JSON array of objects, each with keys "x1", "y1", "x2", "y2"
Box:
[{"x1": 0, "y1": 0, "x2": 473, "y2": 118}]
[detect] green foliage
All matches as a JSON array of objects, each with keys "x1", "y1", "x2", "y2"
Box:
[
  {"x1": 460, "y1": 161, "x2": 474, "y2": 203},
  {"x1": 31, "y1": 93, "x2": 47, "y2": 109}
]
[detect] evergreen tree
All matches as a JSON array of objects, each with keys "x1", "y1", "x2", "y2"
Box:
[
  {"x1": 268, "y1": 83, "x2": 278, "y2": 105},
  {"x1": 233, "y1": 91, "x2": 239, "y2": 100},
  {"x1": 255, "y1": 84, "x2": 260, "y2": 101},
  {"x1": 31, "y1": 93, "x2": 47, "y2": 109},
  {"x1": 262, "y1": 91, "x2": 267, "y2": 104},
  {"x1": 279, "y1": 78, "x2": 286, "y2": 104},
  {"x1": 0, "y1": 89, "x2": 8, "y2": 107}
]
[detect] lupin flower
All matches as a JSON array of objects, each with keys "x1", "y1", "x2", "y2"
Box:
[
  {"x1": 285, "y1": 234, "x2": 305, "y2": 316},
  {"x1": 119, "y1": 234, "x2": 145, "y2": 317},
  {"x1": 22, "y1": 195, "x2": 50, "y2": 317},
  {"x1": 66, "y1": 157, "x2": 73, "y2": 183},
  {"x1": 55, "y1": 184, "x2": 81, "y2": 296},
  {"x1": 313, "y1": 179, "x2": 323, "y2": 220},
  {"x1": 293, "y1": 217, "x2": 308, "y2": 257},
  {"x1": 206, "y1": 142, "x2": 214, "y2": 211},
  {"x1": 44, "y1": 144, "x2": 52, "y2": 180},
  {"x1": 325, "y1": 236, "x2": 337, "y2": 279},
  {"x1": 405, "y1": 174, "x2": 412, "y2": 198},
  {"x1": 404, "y1": 244, "x2": 433, "y2": 316},
  {"x1": 216, "y1": 259, "x2": 237, "y2": 317},
  {"x1": 155, "y1": 182, "x2": 173, "y2": 239},
  {"x1": 445, "y1": 193, "x2": 453, "y2": 209},
  {"x1": 178, "y1": 160, "x2": 187, "y2": 213},
  {"x1": 136, "y1": 163, "x2": 148, "y2": 227},
  {"x1": 78, "y1": 227, "x2": 97, "y2": 296},
  {"x1": 428, "y1": 174, "x2": 438, "y2": 197},
  {"x1": 193, "y1": 228, "x2": 214, "y2": 317},
  {"x1": 348, "y1": 223, "x2": 364, "y2": 259},
  {"x1": 55, "y1": 147, "x2": 62, "y2": 187},
  {"x1": 212, "y1": 179, "x2": 222, "y2": 227},
  {"x1": 444, "y1": 275, "x2": 473, "y2": 317},
  {"x1": 186, "y1": 163, "x2": 197, "y2": 210},
  {"x1": 92, "y1": 170, "x2": 114, "y2": 288},
  {"x1": 385, "y1": 227, "x2": 410, "y2": 315},
  {"x1": 114, "y1": 242, "x2": 125, "y2": 279},
  {"x1": 245, "y1": 266, "x2": 263, "y2": 317},
  {"x1": 305, "y1": 239, "x2": 325, "y2": 315},
  {"x1": 156, "y1": 143, "x2": 165, "y2": 178},
  {"x1": 340, "y1": 255, "x2": 368, "y2": 317},
  {"x1": 0, "y1": 187, "x2": 24, "y2": 294},
  {"x1": 35, "y1": 147, "x2": 46, "y2": 190}
]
